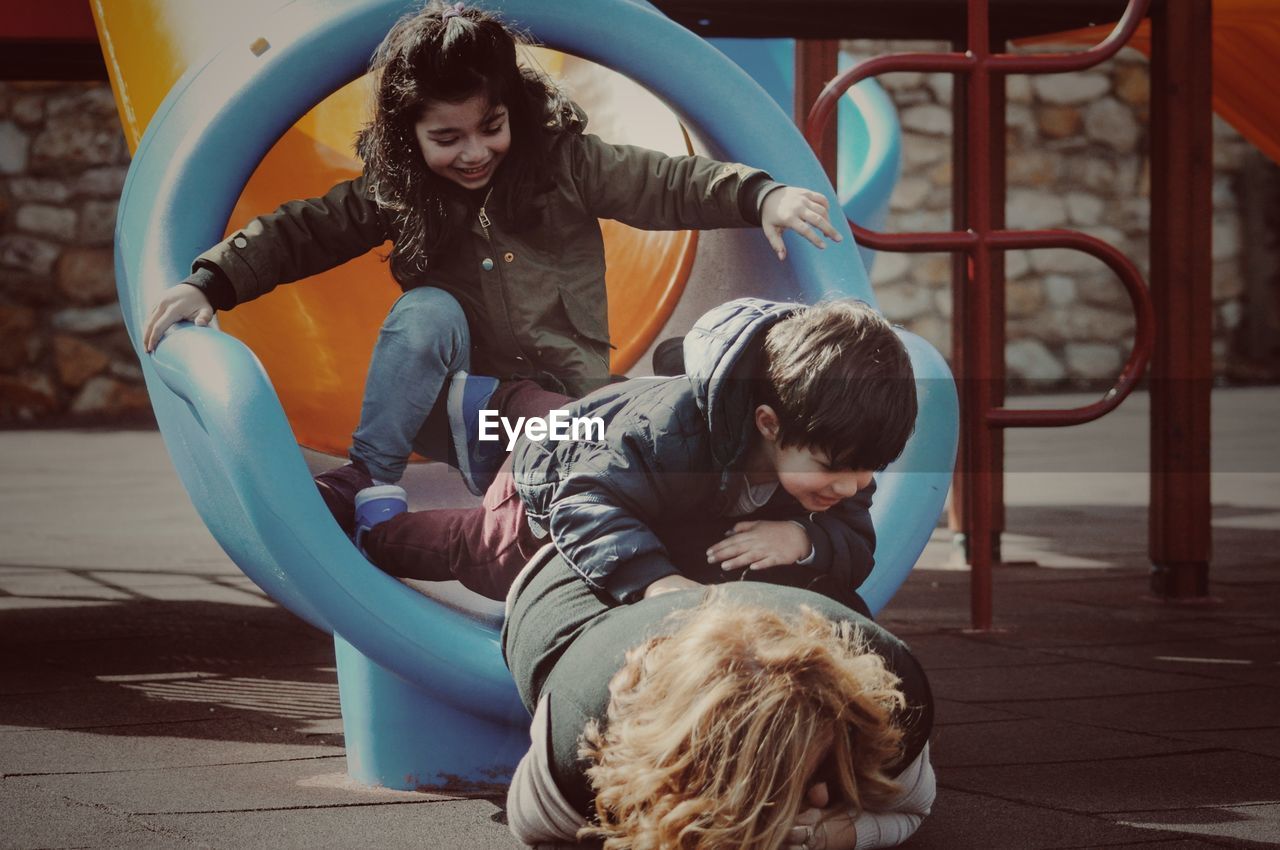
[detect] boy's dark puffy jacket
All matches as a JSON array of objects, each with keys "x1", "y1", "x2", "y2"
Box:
[
  {"x1": 190, "y1": 107, "x2": 776, "y2": 398},
  {"x1": 513, "y1": 298, "x2": 878, "y2": 604}
]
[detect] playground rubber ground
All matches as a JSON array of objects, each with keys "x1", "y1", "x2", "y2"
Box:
[{"x1": 2, "y1": 387, "x2": 1278, "y2": 849}]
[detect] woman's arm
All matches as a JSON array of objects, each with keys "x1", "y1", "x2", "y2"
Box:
[
  {"x1": 785, "y1": 744, "x2": 935, "y2": 850},
  {"x1": 506, "y1": 695, "x2": 589, "y2": 845}
]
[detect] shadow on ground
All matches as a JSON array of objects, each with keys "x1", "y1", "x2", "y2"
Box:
[{"x1": 0, "y1": 589, "x2": 341, "y2": 749}]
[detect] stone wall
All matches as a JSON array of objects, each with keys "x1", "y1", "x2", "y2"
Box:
[
  {"x1": 0, "y1": 82, "x2": 147, "y2": 424},
  {"x1": 0, "y1": 52, "x2": 1274, "y2": 423},
  {"x1": 850, "y1": 41, "x2": 1268, "y2": 389}
]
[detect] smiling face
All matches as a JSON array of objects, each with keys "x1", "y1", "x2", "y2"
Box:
[
  {"x1": 754, "y1": 405, "x2": 875, "y2": 513},
  {"x1": 413, "y1": 93, "x2": 511, "y2": 190}
]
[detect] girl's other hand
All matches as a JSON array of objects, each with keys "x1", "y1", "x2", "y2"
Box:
[
  {"x1": 143, "y1": 283, "x2": 214, "y2": 353},
  {"x1": 760, "y1": 186, "x2": 842, "y2": 260}
]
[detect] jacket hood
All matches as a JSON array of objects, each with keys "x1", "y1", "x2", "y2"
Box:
[{"x1": 683, "y1": 297, "x2": 804, "y2": 469}]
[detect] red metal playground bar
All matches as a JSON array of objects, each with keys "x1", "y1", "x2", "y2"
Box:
[{"x1": 793, "y1": 0, "x2": 1212, "y2": 630}]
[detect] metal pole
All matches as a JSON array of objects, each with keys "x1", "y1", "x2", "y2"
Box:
[
  {"x1": 958, "y1": 0, "x2": 1003, "y2": 630},
  {"x1": 1148, "y1": 0, "x2": 1213, "y2": 598},
  {"x1": 795, "y1": 39, "x2": 840, "y2": 184}
]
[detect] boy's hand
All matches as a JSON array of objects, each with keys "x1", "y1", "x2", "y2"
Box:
[
  {"x1": 760, "y1": 186, "x2": 842, "y2": 261},
  {"x1": 708, "y1": 520, "x2": 811, "y2": 571},
  {"x1": 144, "y1": 283, "x2": 214, "y2": 353},
  {"x1": 642, "y1": 573, "x2": 703, "y2": 599}
]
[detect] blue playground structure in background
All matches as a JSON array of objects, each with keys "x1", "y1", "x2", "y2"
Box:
[{"x1": 114, "y1": 0, "x2": 956, "y2": 790}]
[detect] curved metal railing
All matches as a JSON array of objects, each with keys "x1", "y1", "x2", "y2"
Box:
[{"x1": 801, "y1": 0, "x2": 1154, "y2": 627}]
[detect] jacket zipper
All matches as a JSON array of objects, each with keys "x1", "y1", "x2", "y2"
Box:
[
  {"x1": 477, "y1": 188, "x2": 494, "y2": 239},
  {"x1": 476, "y1": 187, "x2": 534, "y2": 366}
]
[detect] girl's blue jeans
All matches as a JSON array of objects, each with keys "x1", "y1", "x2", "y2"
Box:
[{"x1": 349, "y1": 286, "x2": 469, "y2": 483}]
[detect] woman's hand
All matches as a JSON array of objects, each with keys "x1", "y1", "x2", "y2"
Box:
[
  {"x1": 760, "y1": 186, "x2": 842, "y2": 260},
  {"x1": 785, "y1": 782, "x2": 864, "y2": 850},
  {"x1": 784, "y1": 805, "x2": 830, "y2": 850},
  {"x1": 143, "y1": 283, "x2": 214, "y2": 352},
  {"x1": 707, "y1": 520, "x2": 811, "y2": 571}
]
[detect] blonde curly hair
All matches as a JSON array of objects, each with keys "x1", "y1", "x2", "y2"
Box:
[{"x1": 579, "y1": 592, "x2": 906, "y2": 850}]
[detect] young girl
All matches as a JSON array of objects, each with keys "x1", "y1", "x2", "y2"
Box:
[
  {"x1": 502, "y1": 550, "x2": 936, "y2": 849},
  {"x1": 141, "y1": 0, "x2": 840, "y2": 533}
]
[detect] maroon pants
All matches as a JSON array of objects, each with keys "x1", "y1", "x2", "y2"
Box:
[{"x1": 363, "y1": 380, "x2": 568, "y2": 600}]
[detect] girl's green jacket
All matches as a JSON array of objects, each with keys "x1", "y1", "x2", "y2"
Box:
[{"x1": 193, "y1": 112, "x2": 780, "y2": 397}]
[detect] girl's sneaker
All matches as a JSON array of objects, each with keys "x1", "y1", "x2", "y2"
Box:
[
  {"x1": 353, "y1": 484, "x2": 408, "y2": 558},
  {"x1": 447, "y1": 371, "x2": 504, "y2": 496}
]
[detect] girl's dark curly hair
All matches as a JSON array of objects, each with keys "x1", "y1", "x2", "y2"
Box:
[{"x1": 356, "y1": 1, "x2": 574, "y2": 284}]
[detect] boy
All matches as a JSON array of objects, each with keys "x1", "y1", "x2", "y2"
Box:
[{"x1": 360, "y1": 297, "x2": 918, "y2": 609}]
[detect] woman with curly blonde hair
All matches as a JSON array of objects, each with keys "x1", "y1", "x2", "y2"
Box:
[{"x1": 502, "y1": 548, "x2": 935, "y2": 849}]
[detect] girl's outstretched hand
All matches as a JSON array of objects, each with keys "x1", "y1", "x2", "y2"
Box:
[
  {"x1": 760, "y1": 186, "x2": 842, "y2": 260},
  {"x1": 143, "y1": 283, "x2": 213, "y2": 353}
]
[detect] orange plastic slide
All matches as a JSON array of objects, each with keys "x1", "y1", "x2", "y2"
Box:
[{"x1": 1033, "y1": 0, "x2": 1280, "y2": 164}]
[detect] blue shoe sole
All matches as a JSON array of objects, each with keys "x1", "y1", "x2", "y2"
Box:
[
  {"x1": 447, "y1": 373, "x2": 503, "y2": 497},
  {"x1": 353, "y1": 485, "x2": 407, "y2": 557}
]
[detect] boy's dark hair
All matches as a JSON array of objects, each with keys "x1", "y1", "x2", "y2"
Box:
[
  {"x1": 356, "y1": 1, "x2": 573, "y2": 284},
  {"x1": 760, "y1": 300, "x2": 917, "y2": 471}
]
